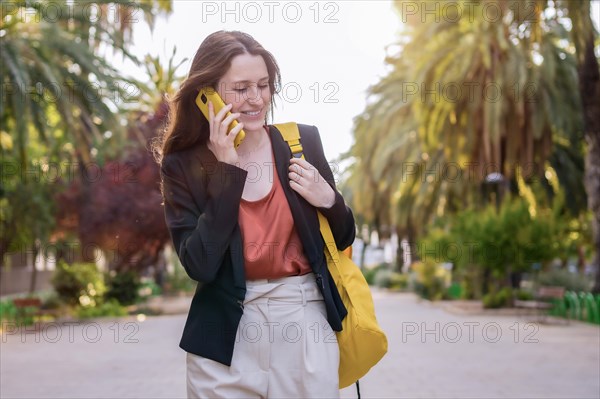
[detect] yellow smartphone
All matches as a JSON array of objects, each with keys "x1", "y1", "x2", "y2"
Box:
[{"x1": 196, "y1": 87, "x2": 246, "y2": 148}]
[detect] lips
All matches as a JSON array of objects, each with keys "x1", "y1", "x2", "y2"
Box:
[
  {"x1": 239, "y1": 108, "x2": 264, "y2": 121},
  {"x1": 241, "y1": 109, "x2": 261, "y2": 116}
]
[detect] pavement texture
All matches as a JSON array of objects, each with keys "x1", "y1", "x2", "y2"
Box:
[{"x1": 1, "y1": 290, "x2": 599, "y2": 399}]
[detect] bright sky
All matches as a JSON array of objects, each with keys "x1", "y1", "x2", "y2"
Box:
[
  {"x1": 122, "y1": 0, "x2": 401, "y2": 163},
  {"x1": 121, "y1": 0, "x2": 600, "y2": 165}
]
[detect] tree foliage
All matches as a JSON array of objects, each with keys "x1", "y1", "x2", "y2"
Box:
[
  {"x1": 0, "y1": 1, "x2": 173, "y2": 269},
  {"x1": 53, "y1": 105, "x2": 171, "y2": 272},
  {"x1": 1, "y1": 0, "x2": 169, "y2": 165},
  {"x1": 345, "y1": 0, "x2": 591, "y2": 249}
]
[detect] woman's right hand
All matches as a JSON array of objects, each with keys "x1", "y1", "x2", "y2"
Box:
[{"x1": 206, "y1": 101, "x2": 244, "y2": 165}]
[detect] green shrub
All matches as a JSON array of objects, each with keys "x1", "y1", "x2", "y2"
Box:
[
  {"x1": 373, "y1": 268, "x2": 393, "y2": 288},
  {"x1": 0, "y1": 299, "x2": 17, "y2": 324},
  {"x1": 1, "y1": 297, "x2": 44, "y2": 325},
  {"x1": 417, "y1": 196, "x2": 575, "y2": 301},
  {"x1": 446, "y1": 282, "x2": 463, "y2": 299},
  {"x1": 138, "y1": 278, "x2": 162, "y2": 299},
  {"x1": 483, "y1": 287, "x2": 513, "y2": 308},
  {"x1": 43, "y1": 295, "x2": 63, "y2": 310},
  {"x1": 51, "y1": 261, "x2": 106, "y2": 306},
  {"x1": 515, "y1": 289, "x2": 534, "y2": 301},
  {"x1": 362, "y1": 263, "x2": 388, "y2": 286},
  {"x1": 389, "y1": 273, "x2": 409, "y2": 290},
  {"x1": 411, "y1": 260, "x2": 450, "y2": 301},
  {"x1": 164, "y1": 264, "x2": 196, "y2": 295},
  {"x1": 362, "y1": 268, "x2": 376, "y2": 286},
  {"x1": 372, "y1": 266, "x2": 405, "y2": 289},
  {"x1": 105, "y1": 270, "x2": 141, "y2": 306},
  {"x1": 77, "y1": 298, "x2": 128, "y2": 319}
]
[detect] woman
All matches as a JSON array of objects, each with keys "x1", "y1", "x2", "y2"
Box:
[{"x1": 155, "y1": 30, "x2": 355, "y2": 398}]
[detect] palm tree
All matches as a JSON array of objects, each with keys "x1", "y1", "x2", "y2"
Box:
[
  {"x1": 0, "y1": 0, "x2": 172, "y2": 276},
  {"x1": 345, "y1": 0, "x2": 588, "y2": 270},
  {"x1": 1, "y1": 0, "x2": 172, "y2": 168}
]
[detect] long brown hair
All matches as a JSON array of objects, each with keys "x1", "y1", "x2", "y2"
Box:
[{"x1": 152, "y1": 31, "x2": 281, "y2": 164}]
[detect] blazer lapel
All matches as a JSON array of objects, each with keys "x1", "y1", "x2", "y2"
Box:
[{"x1": 269, "y1": 126, "x2": 322, "y2": 267}]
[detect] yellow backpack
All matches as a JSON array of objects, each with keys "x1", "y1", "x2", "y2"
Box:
[{"x1": 274, "y1": 122, "x2": 388, "y2": 389}]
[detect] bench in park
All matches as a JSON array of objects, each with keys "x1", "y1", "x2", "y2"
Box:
[
  {"x1": 513, "y1": 286, "x2": 567, "y2": 324},
  {"x1": 11, "y1": 297, "x2": 57, "y2": 326}
]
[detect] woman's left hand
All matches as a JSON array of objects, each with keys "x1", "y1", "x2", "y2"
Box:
[{"x1": 288, "y1": 157, "x2": 336, "y2": 208}]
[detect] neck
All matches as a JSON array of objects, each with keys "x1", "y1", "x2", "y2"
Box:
[{"x1": 237, "y1": 125, "x2": 267, "y2": 156}]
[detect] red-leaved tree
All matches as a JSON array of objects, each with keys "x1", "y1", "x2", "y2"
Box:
[{"x1": 55, "y1": 102, "x2": 170, "y2": 274}]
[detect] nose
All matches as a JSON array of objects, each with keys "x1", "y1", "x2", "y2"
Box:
[{"x1": 245, "y1": 84, "x2": 264, "y2": 105}]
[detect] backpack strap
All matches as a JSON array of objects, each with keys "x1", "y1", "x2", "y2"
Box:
[
  {"x1": 274, "y1": 122, "x2": 304, "y2": 159},
  {"x1": 274, "y1": 121, "x2": 361, "y2": 398}
]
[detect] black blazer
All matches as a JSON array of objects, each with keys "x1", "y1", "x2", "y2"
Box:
[{"x1": 160, "y1": 124, "x2": 356, "y2": 366}]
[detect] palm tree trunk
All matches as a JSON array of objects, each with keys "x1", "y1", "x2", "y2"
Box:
[
  {"x1": 577, "y1": 30, "x2": 600, "y2": 293},
  {"x1": 360, "y1": 239, "x2": 368, "y2": 270},
  {"x1": 0, "y1": 222, "x2": 15, "y2": 267},
  {"x1": 29, "y1": 242, "x2": 39, "y2": 294},
  {"x1": 586, "y1": 140, "x2": 600, "y2": 294},
  {"x1": 395, "y1": 226, "x2": 405, "y2": 272}
]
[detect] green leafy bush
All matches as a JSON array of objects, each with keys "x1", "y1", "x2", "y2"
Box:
[
  {"x1": 0, "y1": 299, "x2": 17, "y2": 324},
  {"x1": 105, "y1": 270, "x2": 141, "y2": 306},
  {"x1": 138, "y1": 278, "x2": 162, "y2": 299},
  {"x1": 51, "y1": 261, "x2": 106, "y2": 306},
  {"x1": 164, "y1": 264, "x2": 196, "y2": 295},
  {"x1": 77, "y1": 298, "x2": 128, "y2": 319},
  {"x1": 373, "y1": 268, "x2": 393, "y2": 288},
  {"x1": 411, "y1": 260, "x2": 450, "y2": 301},
  {"x1": 371, "y1": 267, "x2": 406, "y2": 290},
  {"x1": 389, "y1": 273, "x2": 409, "y2": 291},
  {"x1": 362, "y1": 263, "x2": 388, "y2": 286},
  {"x1": 446, "y1": 282, "x2": 463, "y2": 299},
  {"x1": 418, "y1": 197, "x2": 570, "y2": 299},
  {"x1": 42, "y1": 294, "x2": 63, "y2": 310},
  {"x1": 483, "y1": 287, "x2": 513, "y2": 308},
  {"x1": 515, "y1": 289, "x2": 534, "y2": 301}
]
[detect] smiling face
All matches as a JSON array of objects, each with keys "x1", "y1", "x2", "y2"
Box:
[{"x1": 217, "y1": 53, "x2": 272, "y2": 134}]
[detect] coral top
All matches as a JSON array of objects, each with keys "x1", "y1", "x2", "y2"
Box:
[{"x1": 238, "y1": 135, "x2": 313, "y2": 280}]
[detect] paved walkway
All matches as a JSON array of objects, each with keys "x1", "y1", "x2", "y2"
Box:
[{"x1": 1, "y1": 290, "x2": 599, "y2": 398}]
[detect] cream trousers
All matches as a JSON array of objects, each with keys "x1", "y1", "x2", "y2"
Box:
[{"x1": 186, "y1": 273, "x2": 340, "y2": 398}]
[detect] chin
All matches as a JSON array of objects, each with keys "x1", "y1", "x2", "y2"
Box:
[{"x1": 241, "y1": 119, "x2": 266, "y2": 133}]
